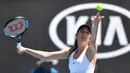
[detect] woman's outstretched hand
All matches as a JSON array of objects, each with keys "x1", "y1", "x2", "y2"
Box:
[
  {"x1": 91, "y1": 12, "x2": 104, "y2": 25},
  {"x1": 16, "y1": 43, "x2": 26, "y2": 54}
]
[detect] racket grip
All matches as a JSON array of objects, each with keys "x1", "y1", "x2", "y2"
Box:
[{"x1": 17, "y1": 42, "x2": 21, "y2": 50}]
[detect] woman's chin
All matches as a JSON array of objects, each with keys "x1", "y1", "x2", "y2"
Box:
[{"x1": 81, "y1": 38, "x2": 87, "y2": 41}]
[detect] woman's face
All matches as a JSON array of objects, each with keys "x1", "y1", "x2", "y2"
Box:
[{"x1": 76, "y1": 27, "x2": 91, "y2": 42}]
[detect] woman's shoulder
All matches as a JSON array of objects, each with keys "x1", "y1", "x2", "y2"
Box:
[{"x1": 67, "y1": 47, "x2": 77, "y2": 58}]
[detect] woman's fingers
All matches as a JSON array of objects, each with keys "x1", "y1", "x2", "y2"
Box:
[
  {"x1": 16, "y1": 45, "x2": 25, "y2": 54},
  {"x1": 16, "y1": 49, "x2": 22, "y2": 54},
  {"x1": 91, "y1": 15, "x2": 96, "y2": 20},
  {"x1": 96, "y1": 12, "x2": 100, "y2": 19}
]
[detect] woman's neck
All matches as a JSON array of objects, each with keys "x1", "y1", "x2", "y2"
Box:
[{"x1": 77, "y1": 41, "x2": 88, "y2": 52}]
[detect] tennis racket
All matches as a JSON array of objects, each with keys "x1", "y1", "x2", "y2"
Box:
[{"x1": 4, "y1": 16, "x2": 28, "y2": 50}]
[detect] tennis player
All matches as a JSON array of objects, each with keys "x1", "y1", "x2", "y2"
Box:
[{"x1": 17, "y1": 12, "x2": 103, "y2": 73}]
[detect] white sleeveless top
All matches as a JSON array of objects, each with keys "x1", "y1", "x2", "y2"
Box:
[{"x1": 69, "y1": 47, "x2": 95, "y2": 73}]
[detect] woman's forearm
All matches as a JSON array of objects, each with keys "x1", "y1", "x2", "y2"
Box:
[
  {"x1": 90, "y1": 23, "x2": 99, "y2": 42},
  {"x1": 22, "y1": 47, "x2": 69, "y2": 60},
  {"x1": 24, "y1": 47, "x2": 47, "y2": 59}
]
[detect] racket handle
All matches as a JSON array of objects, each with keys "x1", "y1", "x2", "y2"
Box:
[{"x1": 17, "y1": 42, "x2": 21, "y2": 50}]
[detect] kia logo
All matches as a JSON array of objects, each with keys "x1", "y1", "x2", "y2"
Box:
[{"x1": 49, "y1": 3, "x2": 130, "y2": 59}]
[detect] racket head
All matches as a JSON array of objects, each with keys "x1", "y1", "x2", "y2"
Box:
[{"x1": 4, "y1": 16, "x2": 28, "y2": 42}]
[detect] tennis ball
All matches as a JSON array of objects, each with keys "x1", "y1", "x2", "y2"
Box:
[{"x1": 96, "y1": 4, "x2": 103, "y2": 11}]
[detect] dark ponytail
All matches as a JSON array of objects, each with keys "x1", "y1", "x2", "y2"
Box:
[
  {"x1": 68, "y1": 39, "x2": 78, "y2": 58},
  {"x1": 94, "y1": 64, "x2": 97, "y2": 73}
]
